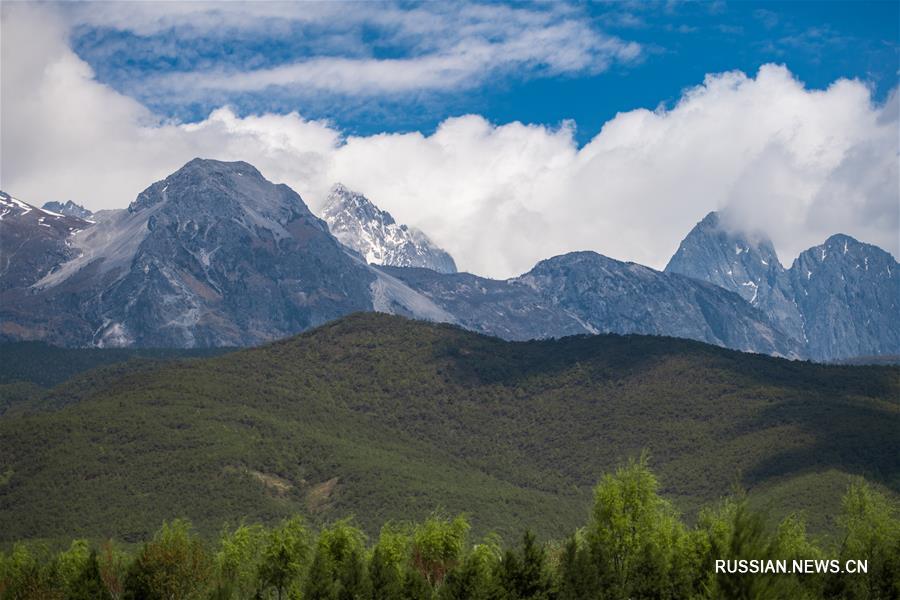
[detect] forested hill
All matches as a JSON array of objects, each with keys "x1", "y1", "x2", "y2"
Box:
[
  {"x1": 0, "y1": 313, "x2": 897, "y2": 544},
  {"x1": 0, "y1": 342, "x2": 231, "y2": 417},
  {"x1": 0, "y1": 342, "x2": 231, "y2": 388}
]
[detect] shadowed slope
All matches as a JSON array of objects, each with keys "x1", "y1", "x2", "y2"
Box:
[{"x1": 0, "y1": 313, "x2": 896, "y2": 544}]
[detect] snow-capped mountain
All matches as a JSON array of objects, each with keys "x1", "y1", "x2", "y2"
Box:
[
  {"x1": 321, "y1": 184, "x2": 457, "y2": 274},
  {"x1": 1, "y1": 159, "x2": 894, "y2": 361},
  {"x1": 4, "y1": 160, "x2": 448, "y2": 347},
  {"x1": 0, "y1": 165, "x2": 792, "y2": 354},
  {"x1": 0, "y1": 190, "x2": 92, "y2": 291},
  {"x1": 42, "y1": 200, "x2": 94, "y2": 220},
  {"x1": 666, "y1": 212, "x2": 899, "y2": 361}
]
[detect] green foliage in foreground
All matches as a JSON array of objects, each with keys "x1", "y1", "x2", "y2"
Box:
[{"x1": 2, "y1": 460, "x2": 898, "y2": 600}]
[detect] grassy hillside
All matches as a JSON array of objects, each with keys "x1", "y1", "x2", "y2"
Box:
[{"x1": 0, "y1": 313, "x2": 897, "y2": 545}]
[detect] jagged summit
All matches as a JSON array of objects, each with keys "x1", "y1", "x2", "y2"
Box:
[
  {"x1": 321, "y1": 183, "x2": 457, "y2": 274},
  {"x1": 25, "y1": 161, "x2": 374, "y2": 347},
  {"x1": 3, "y1": 160, "x2": 896, "y2": 361},
  {"x1": 665, "y1": 210, "x2": 804, "y2": 343},
  {"x1": 41, "y1": 200, "x2": 93, "y2": 220},
  {"x1": 0, "y1": 191, "x2": 93, "y2": 291},
  {"x1": 517, "y1": 249, "x2": 800, "y2": 356},
  {"x1": 813, "y1": 233, "x2": 884, "y2": 260},
  {"x1": 790, "y1": 233, "x2": 898, "y2": 360},
  {"x1": 666, "y1": 211, "x2": 899, "y2": 361},
  {"x1": 667, "y1": 211, "x2": 785, "y2": 275}
]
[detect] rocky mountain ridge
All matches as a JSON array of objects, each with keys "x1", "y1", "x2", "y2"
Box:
[
  {"x1": 321, "y1": 183, "x2": 457, "y2": 273},
  {"x1": 0, "y1": 191, "x2": 92, "y2": 291},
  {"x1": 1, "y1": 158, "x2": 895, "y2": 361},
  {"x1": 41, "y1": 200, "x2": 94, "y2": 220},
  {"x1": 666, "y1": 212, "x2": 899, "y2": 361}
]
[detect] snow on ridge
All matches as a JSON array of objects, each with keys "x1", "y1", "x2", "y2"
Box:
[
  {"x1": 0, "y1": 193, "x2": 33, "y2": 215},
  {"x1": 321, "y1": 183, "x2": 457, "y2": 274}
]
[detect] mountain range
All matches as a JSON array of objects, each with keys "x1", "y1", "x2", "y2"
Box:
[
  {"x1": 1, "y1": 158, "x2": 896, "y2": 361},
  {"x1": 665, "y1": 212, "x2": 899, "y2": 362}
]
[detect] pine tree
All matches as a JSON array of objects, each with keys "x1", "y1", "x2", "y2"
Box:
[
  {"x1": 439, "y1": 539, "x2": 500, "y2": 600},
  {"x1": 370, "y1": 544, "x2": 403, "y2": 600},
  {"x1": 401, "y1": 568, "x2": 433, "y2": 600},
  {"x1": 495, "y1": 531, "x2": 552, "y2": 600},
  {"x1": 68, "y1": 551, "x2": 112, "y2": 600},
  {"x1": 556, "y1": 535, "x2": 599, "y2": 600}
]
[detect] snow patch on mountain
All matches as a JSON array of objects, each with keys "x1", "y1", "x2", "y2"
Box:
[
  {"x1": 321, "y1": 184, "x2": 457, "y2": 274},
  {"x1": 42, "y1": 200, "x2": 93, "y2": 220}
]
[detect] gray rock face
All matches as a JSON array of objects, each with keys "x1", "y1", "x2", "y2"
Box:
[
  {"x1": 522, "y1": 252, "x2": 799, "y2": 356},
  {"x1": 665, "y1": 212, "x2": 804, "y2": 344},
  {"x1": 12, "y1": 160, "x2": 377, "y2": 347},
  {"x1": 2, "y1": 160, "x2": 891, "y2": 360},
  {"x1": 384, "y1": 251, "x2": 801, "y2": 357},
  {"x1": 322, "y1": 184, "x2": 457, "y2": 273},
  {"x1": 790, "y1": 235, "x2": 899, "y2": 361},
  {"x1": 41, "y1": 200, "x2": 93, "y2": 220},
  {"x1": 0, "y1": 191, "x2": 92, "y2": 291},
  {"x1": 379, "y1": 266, "x2": 589, "y2": 341},
  {"x1": 666, "y1": 212, "x2": 899, "y2": 361}
]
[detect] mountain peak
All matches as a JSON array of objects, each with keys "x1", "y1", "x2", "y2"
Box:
[
  {"x1": 666, "y1": 211, "x2": 783, "y2": 276},
  {"x1": 665, "y1": 209, "x2": 803, "y2": 342},
  {"x1": 696, "y1": 210, "x2": 721, "y2": 228},
  {"x1": 822, "y1": 233, "x2": 869, "y2": 255},
  {"x1": 328, "y1": 182, "x2": 352, "y2": 197},
  {"x1": 180, "y1": 157, "x2": 263, "y2": 177},
  {"x1": 824, "y1": 233, "x2": 858, "y2": 246},
  {"x1": 321, "y1": 184, "x2": 457, "y2": 274},
  {"x1": 323, "y1": 183, "x2": 397, "y2": 227},
  {"x1": 790, "y1": 233, "x2": 899, "y2": 360},
  {"x1": 42, "y1": 200, "x2": 93, "y2": 220},
  {"x1": 797, "y1": 234, "x2": 895, "y2": 268},
  {"x1": 666, "y1": 212, "x2": 899, "y2": 360},
  {"x1": 127, "y1": 158, "x2": 302, "y2": 221},
  {"x1": 0, "y1": 191, "x2": 93, "y2": 291}
]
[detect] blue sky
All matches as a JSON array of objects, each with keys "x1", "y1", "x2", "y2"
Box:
[
  {"x1": 67, "y1": 1, "x2": 899, "y2": 145},
  {"x1": 3, "y1": 1, "x2": 898, "y2": 277}
]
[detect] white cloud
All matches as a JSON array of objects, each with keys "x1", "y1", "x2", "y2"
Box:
[
  {"x1": 149, "y1": 20, "x2": 639, "y2": 97},
  {"x1": 62, "y1": 1, "x2": 641, "y2": 99},
  {"x1": 1, "y1": 3, "x2": 897, "y2": 279}
]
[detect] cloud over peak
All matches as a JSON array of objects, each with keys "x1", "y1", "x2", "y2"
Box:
[{"x1": 2, "y1": 4, "x2": 897, "y2": 279}]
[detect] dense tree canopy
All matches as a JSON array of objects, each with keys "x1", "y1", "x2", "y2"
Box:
[{"x1": 2, "y1": 461, "x2": 897, "y2": 599}]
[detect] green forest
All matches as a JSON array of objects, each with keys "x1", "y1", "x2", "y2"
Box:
[
  {"x1": 1, "y1": 313, "x2": 898, "y2": 599},
  {"x1": 2, "y1": 314, "x2": 898, "y2": 543},
  {"x1": 2, "y1": 459, "x2": 898, "y2": 599}
]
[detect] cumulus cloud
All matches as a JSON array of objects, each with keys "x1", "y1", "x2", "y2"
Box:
[{"x1": 1, "y1": 3, "x2": 897, "y2": 279}]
